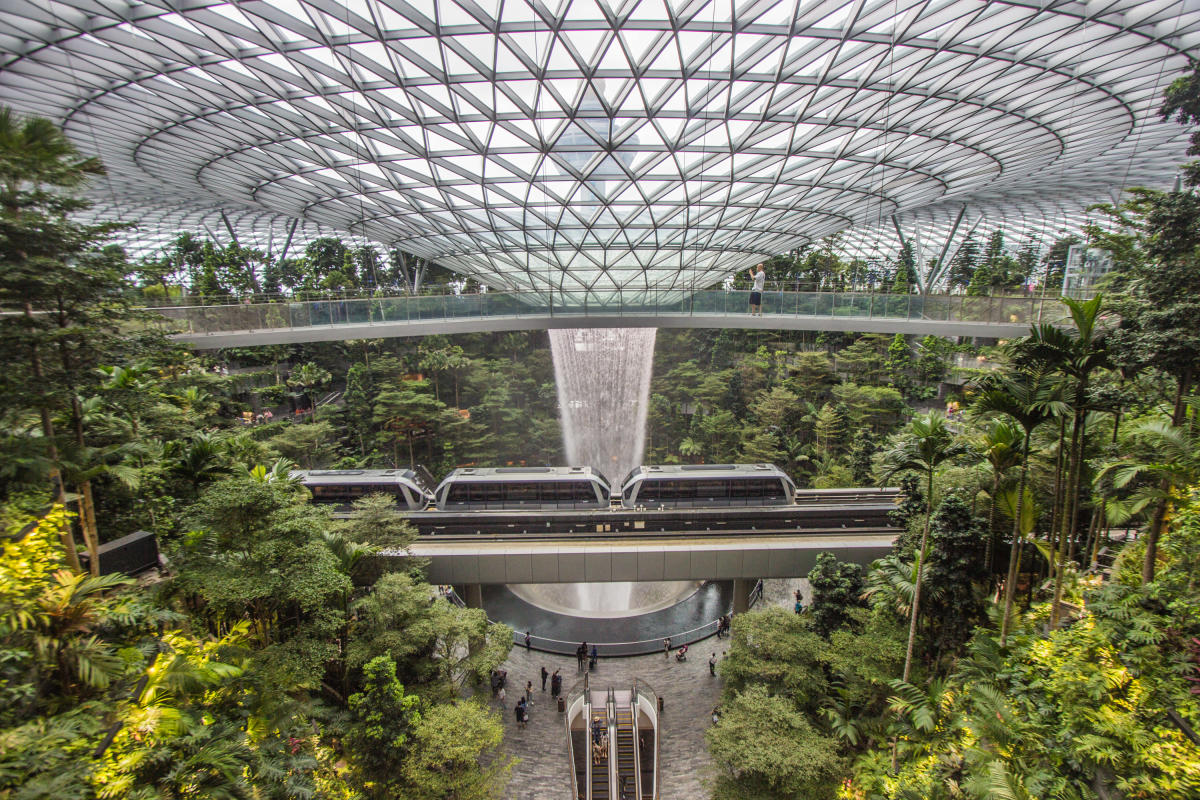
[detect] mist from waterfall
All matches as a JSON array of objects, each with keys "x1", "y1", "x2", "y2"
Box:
[{"x1": 549, "y1": 327, "x2": 657, "y2": 612}]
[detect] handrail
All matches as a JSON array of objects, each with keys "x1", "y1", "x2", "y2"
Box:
[
  {"x1": 630, "y1": 684, "x2": 642, "y2": 800},
  {"x1": 139, "y1": 289, "x2": 1075, "y2": 340},
  {"x1": 123, "y1": 283, "x2": 1099, "y2": 309}
]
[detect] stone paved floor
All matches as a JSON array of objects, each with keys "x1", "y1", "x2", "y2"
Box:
[{"x1": 491, "y1": 577, "x2": 810, "y2": 800}]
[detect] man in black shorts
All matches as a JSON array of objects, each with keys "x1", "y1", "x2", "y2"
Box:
[{"x1": 749, "y1": 263, "x2": 765, "y2": 315}]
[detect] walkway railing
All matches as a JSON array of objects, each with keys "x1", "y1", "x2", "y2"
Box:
[{"x1": 147, "y1": 289, "x2": 1069, "y2": 338}]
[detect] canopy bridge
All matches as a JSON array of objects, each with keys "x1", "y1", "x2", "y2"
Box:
[{"x1": 151, "y1": 290, "x2": 1066, "y2": 347}]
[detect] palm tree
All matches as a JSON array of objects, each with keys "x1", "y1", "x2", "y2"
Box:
[
  {"x1": 970, "y1": 418, "x2": 1022, "y2": 573},
  {"x1": 1095, "y1": 416, "x2": 1200, "y2": 575},
  {"x1": 880, "y1": 411, "x2": 958, "y2": 683},
  {"x1": 169, "y1": 433, "x2": 231, "y2": 495},
  {"x1": 287, "y1": 362, "x2": 332, "y2": 421},
  {"x1": 1017, "y1": 295, "x2": 1109, "y2": 623},
  {"x1": 972, "y1": 369, "x2": 1066, "y2": 646}
]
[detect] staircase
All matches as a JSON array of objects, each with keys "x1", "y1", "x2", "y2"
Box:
[
  {"x1": 614, "y1": 699, "x2": 636, "y2": 800},
  {"x1": 591, "y1": 707, "x2": 610, "y2": 800}
]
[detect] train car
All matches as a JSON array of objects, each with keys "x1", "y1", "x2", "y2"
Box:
[
  {"x1": 434, "y1": 466, "x2": 610, "y2": 511},
  {"x1": 620, "y1": 463, "x2": 796, "y2": 509},
  {"x1": 293, "y1": 469, "x2": 431, "y2": 511},
  {"x1": 793, "y1": 486, "x2": 898, "y2": 504}
]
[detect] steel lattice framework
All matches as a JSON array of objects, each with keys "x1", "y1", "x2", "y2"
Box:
[{"x1": 1, "y1": 0, "x2": 1197, "y2": 291}]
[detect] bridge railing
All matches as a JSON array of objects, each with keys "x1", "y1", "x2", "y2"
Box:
[{"x1": 148, "y1": 289, "x2": 1069, "y2": 337}]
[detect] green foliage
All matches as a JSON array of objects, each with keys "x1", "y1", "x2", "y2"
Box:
[
  {"x1": 720, "y1": 607, "x2": 829, "y2": 708},
  {"x1": 400, "y1": 701, "x2": 511, "y2": 800},
  {"x1": 346, "y1": 656, "x2": 421, "y2": 798},
  {"x1": 708, "y1": 685, "x2": 844, "y2": 800},
  {"x1": 808, "y1": 553, "x2": 866, "y2": 637}
]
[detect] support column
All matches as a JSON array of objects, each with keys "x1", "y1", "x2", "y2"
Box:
[
  {"x1": 464, "y1": 583, "x2": 483, "y2": 609},
  {"x1": 732, "y1": 579, "x2": 752, "y2": 614}
]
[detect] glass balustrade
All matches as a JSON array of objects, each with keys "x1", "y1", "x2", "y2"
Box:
[{"x1": 148, "y1": 290, "x2": 1067, "y2": 336}]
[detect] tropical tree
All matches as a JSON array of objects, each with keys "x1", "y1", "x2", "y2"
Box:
[
  {"x1": 1016, "y1": 295, "x2": 1109, "y2": 624},
  {"x1": 972, "y1": 369, "x2": 1066, "y2": 645},
  {"x1": 287, "y1": 362, "x2": 332, "y2": 420},
  {"x1": 0, "y1": 105, "x2": 117, "y2": 573},
  {"x1": 1095, "y1": 416, "x2": 1200, "y2": 576},
  {"x1": 970, "y1": 418, "x2": 1022, "y2": 572},
  {"x1": 880, "y1": 411, "x2": 958, "y2": 682}
]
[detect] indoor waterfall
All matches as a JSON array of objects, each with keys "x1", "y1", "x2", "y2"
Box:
[{"x1": 549, "y1": 327, "x2": 658, "y2": 612}]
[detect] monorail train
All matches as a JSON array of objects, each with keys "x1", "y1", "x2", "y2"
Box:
[
  {"x1": 433, "y1": 466, "x2": 610, "y2": 511},
  {"x1": 292, "y1": 469, "x2": 432, "y2": 511},
  {"x1": 619, "y1": 463, "x2": 796, "y2": 509}
]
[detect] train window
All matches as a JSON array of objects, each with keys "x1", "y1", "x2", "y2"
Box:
[
  {"x1": 475, "y1": 483, "x2": 503, "y2": 502},
  {"x1": 695, "y1": 480, "x2": 726, "y2": 499},
  {"x1": 571, "y1": 481, "x2": 596, "y2": 502},
  {"x1": 506, "y1": 483, "x2": 538, "y2": 503}
]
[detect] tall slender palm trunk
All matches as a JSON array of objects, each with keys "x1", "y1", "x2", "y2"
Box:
[
  {"x1": 1000, "y1": 431, "x2": 1032, "y2": 647},
  {"x1": 902, "y1": 469, "x2": 934, "y2": 683}
]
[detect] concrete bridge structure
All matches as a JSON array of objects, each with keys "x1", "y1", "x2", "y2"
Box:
[
  {"x1": 152, "y1": 289, "x2": 1065, "y2": 348},
  {"x1": 406, "y1": 528, "x2": 897, "y2": 613}
]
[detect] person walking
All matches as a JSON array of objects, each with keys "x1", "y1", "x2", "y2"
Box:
[
  {"x1": 749, "y1": 263, "x2": 766, "y2": 315},
  {"x1": 577, "y1": 642, "x2": 587, "y2": 671},
  {"x1": 525, "y1": 680, "x2": 533, "y2": 705},
  {"x1": 551, "y1": 669, "x2": 562, "y2": 698},
  {"x1": 663, "y1": 637, "x2": 671, "y2": 658},
  {"x1": 590, "y1": 644, "x2": 598, "y2": 671},
  {"x1": 524, "y1": 630, "x2": 531, "y2": 651},
  {"x1": 709, "y1": 653, "x2": 717, "y2": 676},
  {"x1": 540, "y1": 665, "x2": 549, "y2": 691}
]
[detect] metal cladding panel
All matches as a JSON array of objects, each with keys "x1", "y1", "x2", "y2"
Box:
[
  {"x1": 530, "y1": 552, "x2": 559, "y2": 583},
  {"x1": 767, "y1": 548, "x2": 807, "y2": 579},
  {"x1": 477, "y1": 553, "x2": 508, "y2": 584},
  {"x1": 636, "y1": 550, "x2": 666, "y2": 582},
  {"x1": 686, "y1": 549, "x2": 718, "y2": 581},
  {"x1": 449, "y1": 554, "x2": 481, "y2": 584},
  {"x1": 712, "y1": 549, "x2": 744, "y2": 580},
  {"x1": 503, "y1": 552, "x2": 533, "y2": 583},
  {"x1": 741, "y1": 549, "x2": 772, "y2": 577},
  {"x1": 557, "y1": 553, "x2": 588, "y2": 583},
  {"x1": 610, "y1": 551, "x2": 638, "y2": 582},
  {"x1": 661, "y1": 550, "x2": 692, "y2": 581},
  {"x1": 584, "y1": 551, "x2": 612, "y2": 582}
]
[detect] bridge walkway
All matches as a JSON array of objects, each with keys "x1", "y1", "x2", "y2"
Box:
[{"x1": 146, "y1": 289, "x2": 1067, "y2": 347}]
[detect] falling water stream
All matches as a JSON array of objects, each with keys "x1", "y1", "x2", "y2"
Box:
[{"x1": 549, "y1": 327, "x2": 658, "y2": 612}]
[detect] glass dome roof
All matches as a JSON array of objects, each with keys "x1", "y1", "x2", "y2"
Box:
[{"x1": 0, "y1": 0, "x2": 1195, "y2": 290}]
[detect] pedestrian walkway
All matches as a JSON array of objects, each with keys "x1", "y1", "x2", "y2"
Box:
[{"x1": 492, "y1": 577, "x2": 808, "y2": 800}]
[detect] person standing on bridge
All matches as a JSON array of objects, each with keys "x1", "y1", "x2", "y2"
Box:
[{"x1": 749, "y1": 263, "x2": 766, "y2": 316}]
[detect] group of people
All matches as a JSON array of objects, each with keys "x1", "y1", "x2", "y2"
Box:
[
  {"x1": 575, "y1": 641, "x2": 599, "y2": 671},
  {"x1": 514, "y1": 696, "x2": 529, "y2": 729},
  {"x1": 541, "y1": 665, "x2": 563, "y2": 697},
  {"x1": 714, "y1": 614, "x2": 731, "y2": 638},
  {"x1": 591, "y1": 716, "x2": 610, "y2": 765}
]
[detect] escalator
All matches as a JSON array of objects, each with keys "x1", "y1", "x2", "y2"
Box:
[
  {"x1": 614, "y1": 698, "x2": 636, "y2": 800},
  {"x1": 571, "y1": 728, "x2": 588, "y2": 800},
  {"x1": 591, "y1": 706, "x2": 610, "y2": 800}
]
